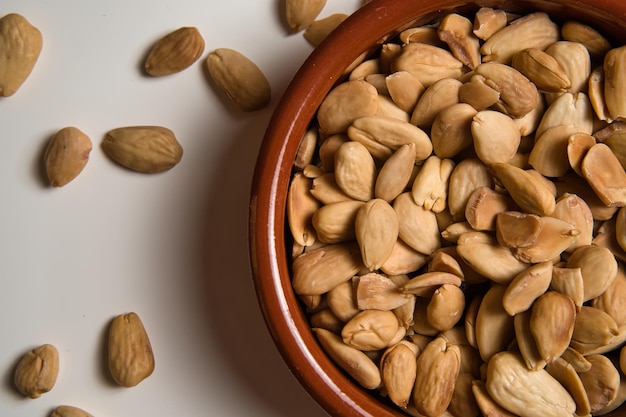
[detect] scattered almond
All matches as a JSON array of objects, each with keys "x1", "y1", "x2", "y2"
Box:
[{"x1": 144, "y1": 26, "x2": 205, "y2": 76}]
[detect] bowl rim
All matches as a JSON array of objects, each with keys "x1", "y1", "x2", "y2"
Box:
[{"x1": 249, "y1": 0, "x2": 626, "y2": 415}]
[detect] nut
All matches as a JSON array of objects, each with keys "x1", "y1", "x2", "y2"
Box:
[
  {"x1": 374, "y1": 143, "x2": 416, "y2": 202},
  {"x1": 465, "y1": 187, "x2": 516, "y2": 231},
  {"x1": 567, "y1": 244, "x2": 618, "y2": 302},
  {"x1": 385, "y1": 71, "x2": 425, "y2": 113},
  {"x1": 327, "y1": 280, "x2": 359, "y2": 322},
  {"x1": 102, "y1": 125, "x2": 183, "y2": 173},
  {"x1": 474, "y1": 62, "x2": 539, "y2": 117},
  {"x1": 430, "y1": 103, "x2": 476, "y2": 159},
  {"x1": 393, "y1": 192, "x2": 440, "y2": 255},
  {"x1": 447, "y1": 158, "x2": 493, "y2": 220},
  {"x1": 546, "y1": 358, "x2": 592, "y2": 417},
  {"x1": 44, "y1": 127, "x2": 92, "y2": 187},
  {"x1": 582, "y1": 143, "x2": 626, "y2": 207},
  {"x1": 0, "y1": 13, "x2": 43, "y2": 97},
  {"x1": 545, "y1": 41, "x2": 591, "y2": 95},
  {"x1": 347, "y1": 115, "x2": 433, "y2": 163},
  {"x1": 292, "y1": 242, "x2": 363, "y2": 296},
  {"x1": 342, "y1": 309, "x2": 401, "y2": 351},
  {"x1": 480, "y1": 12, "x2": 560, "y2": 64},
  {"x1": 411, "y1": 155, "x2": 455, "y2": 213},
  {"x1": 317, "y1": 80, "x2": 379, "y2": 135},
  {"x1": 561, "y1": 20, "x2": 611, "y2": 59},
  {"x1": 107, "y1": 312, "x2": 155, "y2": 387},
  {"x1": 413, "y1": 336, "x2": 461, "y2": 416},
  {"x1": 205, "y1": 48, "x2": 271, "y2": 112},
  {"x1": 50, "y1": 406, "x2": 94, "y2": 417},
  {"x1": 355, "y1": 273, "x2": 412, "y2": 311},
  {"x1": 490, "y1": 163, "x2": 556, "y2": 216},
  {"x1": 578, "y1": 354, "x2": 621, "y2": 413},
  {"x1": 486, "y1": 351, "x2": 576, "y2": 417},
  {"x1": 380, "y1": 341, "x2": 418, "y2": 409},
  {"x1": 392, "y1": 43, "x2": 465, "y2": 87},
  {"x1": 502, "y1": 261, "x2": 553, "y2": 316},
  {"x1": 471, "y1": 110, "x2": 521, "y2": 165},
  {"x1": 312, "y1": 200, "x2": 362, "y2": 244},
  {"x1": 288, "y1": 173, "x2": 320, "y2": 246},
  {"x1": 426, "y1": 283, "x2": 466, "y2": 331},
  {"x1": 529, "y1": 291, "x2": 576, "y2": 364},
  {"x1": 511, "y1": 48, "x2": 570, "y2": 93},
  {"x1": 410, "y1": 77, "x2": 462, "y2": 128},
  {"x1": 355, "y1": 198, "x2": 399, "y2": 271},
  {"x1": 14, "y1": 344, "x2": 59, "y2": 398},
  {"x1": 284, "y1": 0, "x2": 327, "y2": 33},
  {"x1": 475, "y1": 284, "x2": 515, "y2": 362},
  {"x1": 144, "y1": 27, "x2": 205, "y2": 76},
  {"x1": 456, "y1": 231, "x2": 527, "y2": 284},
  {"x1": 603, "y1": 45, "x2": 626, "y2": 121},
  {"x1": 303, "y1": 13, "x2": 348, "y2": 47},
  {"x1": 472, "y1": 7, "x2": 507, "y2": 41},
  {"x1": 314, "y1": 327, "x2": 381, "y2": 390},
  {"x1": 334, "y1": 140, "x2": 376, "y2": 201},
  {"x1": 438, "y1": 13, "x2": 481, "y2": 69}
]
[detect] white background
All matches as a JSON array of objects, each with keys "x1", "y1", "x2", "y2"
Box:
[{"x1": 0, "y1": 1, "x2": 361, "y2": 416}]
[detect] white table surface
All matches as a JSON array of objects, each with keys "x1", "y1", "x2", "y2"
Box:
[{"x1": 0, "y1": 1, "x2": 362, "y2": 416}]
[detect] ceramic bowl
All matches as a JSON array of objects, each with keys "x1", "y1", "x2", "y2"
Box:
[{"x1": 249, "y1": 0, "x2": 626, "y2": 415}]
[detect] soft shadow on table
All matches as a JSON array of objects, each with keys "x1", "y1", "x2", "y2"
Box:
[{"x1": 192, "y1": 109, "x2": 328, "y2": 417}]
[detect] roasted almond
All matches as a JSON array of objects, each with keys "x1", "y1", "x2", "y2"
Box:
[
  {"x1": 44, "y1": 127, "x2": 92, "y2": 187},
  {"x1": 14, "y1": 344, "x2": 59, "y2": 398},
  {"x1": 0, "y1": 13, "x2": 43, "y2": 96},
  {"x1": 205, "y1": 48, "x2": 271, "y2": 112},
  {"x1": 144, "y1": 27, "x2": 205, "y2": 76},
  {"x1": 108, "y1": 312, "x2": 155, "y2": 387},
  {"x1": 102, "y1": 125, "x2": 183, "y2": 173}
]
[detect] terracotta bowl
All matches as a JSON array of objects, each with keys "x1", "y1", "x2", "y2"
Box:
[{"x1": 249, "y1": 0, "x2": 626, "y2": 415}]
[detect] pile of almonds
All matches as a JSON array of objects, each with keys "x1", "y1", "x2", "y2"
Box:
[{"x1": 287, "y1": 7, "x2": 626, "y2": 417}]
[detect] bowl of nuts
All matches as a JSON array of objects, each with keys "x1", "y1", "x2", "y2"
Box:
[{"x1": 249, "y1": 0, "x2": 626, "y2": 415}]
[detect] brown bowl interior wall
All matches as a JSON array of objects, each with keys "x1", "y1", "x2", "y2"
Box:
[{"x1": 249, "y1": 0, "x2": 626, "y2": 416}]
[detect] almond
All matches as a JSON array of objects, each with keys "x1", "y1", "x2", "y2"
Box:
[
  {"x1": 0, "y1": 13, "x2": 42, "y2": 96},
  {"x1": 144, "y1": 27, "x2": 204, "y2": 76},
  {"x1": 14, "y1": 344, "x2": 59, "y2": 398},
  {"x1": 108, "y1": 312, "x2": 155, "y2": 387},
  {"x1": 102, "y1": 125, "x2": 183, "y2": 173},
  {"x1": 44, "y1": 127, "x2": 92, "y2": 187},
  {"x1": 205, "y1": 48, "x2": 271, "y2": 112},
  {"x1": 51, "y1": 406, "x2": 94, "y2": 417}
]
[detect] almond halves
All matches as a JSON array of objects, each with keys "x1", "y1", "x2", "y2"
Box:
[
  {"x1": 102, "y1": 126, "x2": 183, "y2": 173},
  {"x1": 205, "y1": 48, "x2": 271, "y2": 112},
  {"x1": 144, "y1": 26, "x2": 205, "y2": 76},
  {"x1": 108, "y1": 312, "x2": 155, "y2": 387}
]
